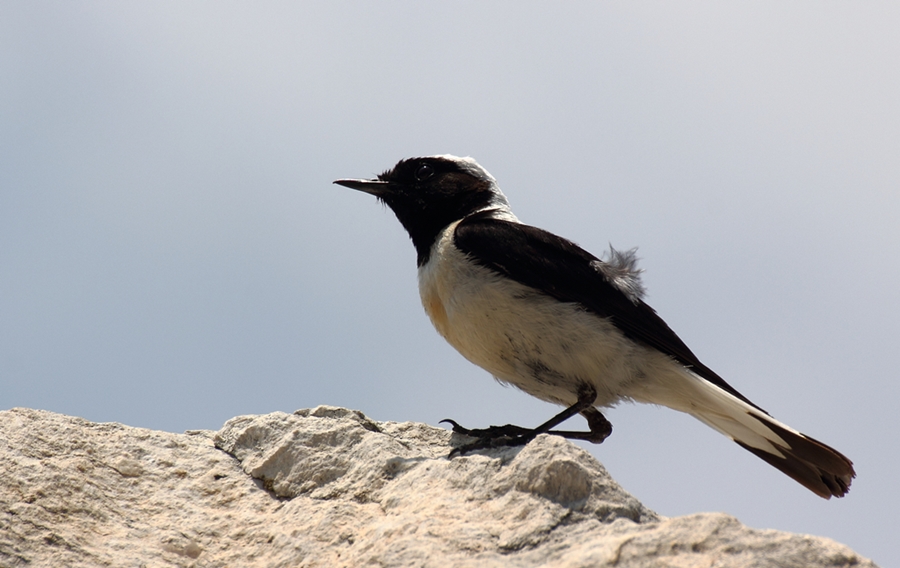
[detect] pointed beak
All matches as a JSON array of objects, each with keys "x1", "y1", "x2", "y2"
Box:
[{"x1": 333, "y1": 178, "x2": 390, "y2": 197}]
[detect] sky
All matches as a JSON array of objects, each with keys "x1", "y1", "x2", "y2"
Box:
[{"x1": 2, "y1": 2, "x2": 897, "y2": 565}]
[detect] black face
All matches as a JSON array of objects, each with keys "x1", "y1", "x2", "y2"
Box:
[
  {"x1": 336, "y1": 156, "x2": 501, "y2": 265},
  {"x1": 379, "y1": 156, "x2": 496, "y2": 222}
]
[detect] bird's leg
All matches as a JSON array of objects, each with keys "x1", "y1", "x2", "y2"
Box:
[
  {"x1": 545, "y1": 407, "x2": 613, "y2": 444},
  {"x1": 443, "y1": 384, "x2": 610, "y2": 456}
]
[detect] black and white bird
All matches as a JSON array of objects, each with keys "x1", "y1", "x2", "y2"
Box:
[{"x1": 334, "y1": 154, "x2": 855, "y2": 499}]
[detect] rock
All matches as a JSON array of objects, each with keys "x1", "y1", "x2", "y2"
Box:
[{"x1": 0, "y1": 406, "x2": 878, "y2": 567}]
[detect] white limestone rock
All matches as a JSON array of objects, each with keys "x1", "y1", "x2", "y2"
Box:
[{"x1": 0, "y1": 406, "x2": 878, "y2": 567}]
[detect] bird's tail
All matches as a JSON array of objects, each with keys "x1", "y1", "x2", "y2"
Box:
[{"x1": 633, "y1": 371, "x2": 855, "y2": 498}]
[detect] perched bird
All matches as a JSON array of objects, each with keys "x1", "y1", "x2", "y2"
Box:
[{"x1": 334, "y1": 154, "x2": 855, "y2": 498}]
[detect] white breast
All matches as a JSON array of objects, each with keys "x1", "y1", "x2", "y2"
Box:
[{"x1": 417, "y1": 222, "x2": 663, "y2": 408}]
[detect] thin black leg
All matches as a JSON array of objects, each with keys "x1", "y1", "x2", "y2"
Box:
[{"x1": 442, "y1": 384, "x2": 612, "y2": 456}]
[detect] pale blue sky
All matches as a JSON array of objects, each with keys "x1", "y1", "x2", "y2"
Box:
[{"x1": 2, "y1": 2, "x2": 897, "y2": 565}]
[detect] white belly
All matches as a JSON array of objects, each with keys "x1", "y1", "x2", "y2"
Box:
[{"x1": 417, "y1": 222, "x2": 661, "y2": 408}]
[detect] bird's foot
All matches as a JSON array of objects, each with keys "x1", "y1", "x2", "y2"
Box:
[
  {"x1": 440, "y1": 419, "x2": 537, "y2": 457},
  {"x1": 439, "y1": 419, "x2": 534, "y2": 438},
  {"x1": 440, "y1": 387, "x2": 611, "y2": 457}
]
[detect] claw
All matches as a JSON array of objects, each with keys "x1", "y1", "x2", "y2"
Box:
[{"x1": 440, "y1": 418, "x2": 477, "y2": 436}]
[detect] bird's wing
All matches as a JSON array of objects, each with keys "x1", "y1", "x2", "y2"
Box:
[{"x1": 454, "y1": 212, "x2": 767, "y2": 414}]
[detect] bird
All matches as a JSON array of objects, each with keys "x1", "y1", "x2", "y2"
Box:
[{"x1": 334, "y1": 154, "x2": 855, "y2": 499}]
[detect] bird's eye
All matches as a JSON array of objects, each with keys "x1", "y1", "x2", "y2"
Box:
[{"x1": 415, "y1": 163, "x2": 434, "y2": 181}]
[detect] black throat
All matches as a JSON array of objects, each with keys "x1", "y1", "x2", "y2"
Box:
[
  {"x1": 382, "y1": 182, "x2": 498, "y2": 266},
  {"x1": 375, "y1": 158, "x2": 503, "y2": 266}
]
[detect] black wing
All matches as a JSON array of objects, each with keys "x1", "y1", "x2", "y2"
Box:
[{"x1": 454, "y1": 212, "x2": 767, "y2": 414}]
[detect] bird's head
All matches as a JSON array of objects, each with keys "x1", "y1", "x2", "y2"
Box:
[{"x1": 335, "y1": 155, "x2": 514, "y2": 263}]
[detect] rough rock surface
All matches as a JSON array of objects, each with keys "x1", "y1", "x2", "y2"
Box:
[{"x1": 0, "y1": 406, "x2": 877, "y2": 568}]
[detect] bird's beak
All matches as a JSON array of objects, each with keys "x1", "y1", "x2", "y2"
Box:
[{"x1": 333, "y1": 178, "x2": 390, "y2": 197}]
